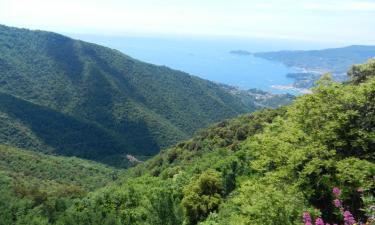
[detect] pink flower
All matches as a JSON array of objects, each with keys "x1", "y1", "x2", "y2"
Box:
[
  {"x1": 315, "y1": 217, "x2": 325, "y2": 225},
  {"x1": 332, "y1": 187, "x2": 341, "y2": 197},
  {"x1": 333, "y1": 199, "x2": 341, "y2": 208},
  {"x1": 357, "y1": 187, "x2": 364, "y2": 193},
  {"x1": 303, "y1": 212, "x2": 312, "y2": 225},
  {"x1": 343, "y1": 210, "x2": 356, "y2": 225}
]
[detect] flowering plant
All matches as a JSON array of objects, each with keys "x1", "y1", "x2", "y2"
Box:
[{"x1": 303, "y1": 187, "x2": 374, "y2": 225}]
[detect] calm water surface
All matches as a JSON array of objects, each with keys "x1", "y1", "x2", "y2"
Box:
[{"x1": 70, "y1": 34, "x2": 338, "y2": 94}]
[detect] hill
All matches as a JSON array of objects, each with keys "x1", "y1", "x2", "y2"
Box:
[
  {"x1": 0, "y1": 25, "x2": 291, "y2": 166},
  {"x1": 2, "y1": 59, "x2": 372, "y2": 224},
  {"x1": 0, "y1": 145, "x2": 120, "y2": 191},
  {"x1": 253, "y1": 45, "x2": 375, "y2": 88},
  {"x1": 254, "y1": 45, "x2": 375, "y2": 75},
  {"x1": 64, "y1": 59, "x2": 374, "y2": 225},
  {"x1": 0, "y1": 144, "x2": 121, "y2": 225}
]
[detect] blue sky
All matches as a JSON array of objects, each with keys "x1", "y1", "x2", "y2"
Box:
[{"x1": 1, "y1": 0, "x2": 375, "y2": 44}]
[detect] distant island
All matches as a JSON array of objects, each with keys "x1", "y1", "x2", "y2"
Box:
[{"x1": 232, "y1": 45, "x2": 375, "y2": 89}]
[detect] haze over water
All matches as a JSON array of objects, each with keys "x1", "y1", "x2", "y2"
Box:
[
  {"x1": 72, "y1": 34, "x2": 345, "y2": 94},
  {"x1": 3, "y1": 0, "x2": 374, "y2": 94}
]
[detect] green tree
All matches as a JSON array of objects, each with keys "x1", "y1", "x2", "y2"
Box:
[
  {"x1": 181, "y1": 169, "x2": 223, "y2": 225},
  {"x1": 348, "y1": 58, "x2": 375, "y2": 84}
]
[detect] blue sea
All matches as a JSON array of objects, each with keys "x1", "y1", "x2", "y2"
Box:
[{"x1": 69, "y1": 34, "x2": 339, "y2": 94}]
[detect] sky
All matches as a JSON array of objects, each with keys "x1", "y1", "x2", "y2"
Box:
[{"x1": 0, "y1": 0, "x2": 375, "y2": 44}]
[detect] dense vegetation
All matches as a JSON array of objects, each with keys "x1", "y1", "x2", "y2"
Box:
[
  {"x1": 0, "y1": 25, "x2": 292, "y2": 166},
  {"x1": 1, "y1": 59, "x2": 373, "y2": 224},
  {"x1": 0, "y1": 145, "x2": 121, "y2": 225}
]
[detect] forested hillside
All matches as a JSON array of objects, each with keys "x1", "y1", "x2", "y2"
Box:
[
  {"x1": 0, "y1": 144, "x2": 121, "y2": 225},
  {"x1": 1, "y1": 59, "x2": 373, "y2": 224},
  {"x1": 0, "y1": 25, "x2": 292, "y2": 166}
]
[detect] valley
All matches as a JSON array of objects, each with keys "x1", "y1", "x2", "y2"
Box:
[
  {"x1": 0, "y1": 25, "x2": 292, "y2": 167},
  {"x1": 0, "y1": 24, "x2": 374, "y2": 225}
]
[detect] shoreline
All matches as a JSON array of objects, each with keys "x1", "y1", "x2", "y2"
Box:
[{"x1": 271, "y1": 84, "x2": 312, "y2": 95}]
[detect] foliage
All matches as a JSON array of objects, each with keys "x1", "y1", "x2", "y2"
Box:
[
  {"x1": 0, "y1": 24, "x2": 267, "y2": 166},
  {"x1": 0, "y1": 145, "x2": 120, "y2": 190},
  {"x1": 0, "y1": 25, "x2": 374, "y2": 225},
  {"x1": 0, "y1": 145, "x2": 121, "y2": 225},
  {"x1": 348, "y1": 58, "x2": 375, "y2": 84},
  {"x1": 39, "y1": 63, "x2": 371, "y2": 224},
  {"x1": 303, "y1": 187, "x2": 374, "y2": 225},
  {"x1": 221, "y1": 181, "x2": 312, "y2": 225},
  {"x1": 181, "y1": 169, "x2": 223, "y2": 224},
  {"x1": 57, "y1": 176, "x2": 182, "y2": 225}
]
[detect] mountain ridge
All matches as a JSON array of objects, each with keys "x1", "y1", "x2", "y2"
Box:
[{"x1": 0, "y1": 24, "x2": 292, "y2": 166}]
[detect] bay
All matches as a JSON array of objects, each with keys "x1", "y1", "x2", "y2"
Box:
[{"x1": 69, "y1": 34, "x2": 338, "y2": 94}]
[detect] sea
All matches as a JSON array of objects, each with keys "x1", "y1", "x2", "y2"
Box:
[{"x1": 69, "y1": 34, "x2": 340, "y2": 95}]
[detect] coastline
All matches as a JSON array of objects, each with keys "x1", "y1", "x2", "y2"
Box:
[{"x1": 271, "y1": 84, "x2": 312, "y2": 95}]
